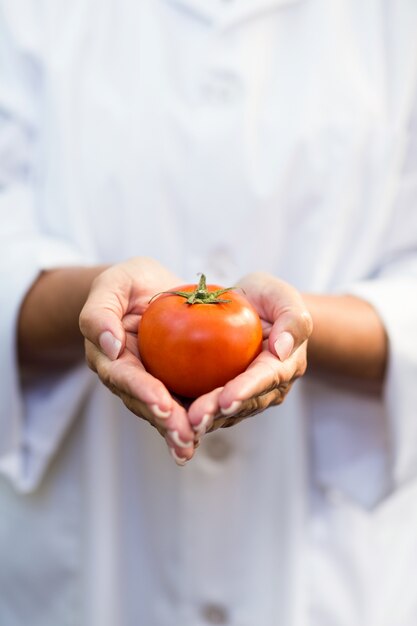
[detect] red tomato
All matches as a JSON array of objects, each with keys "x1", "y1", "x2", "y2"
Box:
[{"x1": 138, "y1": 275, "x2": 263, "y2": 398}]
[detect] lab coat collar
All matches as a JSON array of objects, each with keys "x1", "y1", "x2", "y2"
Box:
[{"x1": 163, "y1": 0, "x2": 307, "y2": 30}]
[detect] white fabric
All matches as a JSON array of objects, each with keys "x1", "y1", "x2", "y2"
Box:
[{"x1": 0, "y1": 0, "x2": 417, "y2": 624}]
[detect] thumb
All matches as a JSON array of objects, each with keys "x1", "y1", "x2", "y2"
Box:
[
  {"x1": 239, "y1": 272, "x2": 313, "y2": 361},
  {"x1": 269, "y1": 307, "x2": 313, "y2": 360},
  {"x1": 238, "y1": 272, "x2": 312, "y2": 361},
  {"x1": 79, "y1": 267, "x2": 130, "y2": 360}
]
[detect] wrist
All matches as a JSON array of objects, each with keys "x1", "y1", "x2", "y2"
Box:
[
  {"x1": 18, "y1": 265, "x2": 108, "y2": 368},
  {"x1": 302, "y1": 293, "x2": 387, "y2": 382}
]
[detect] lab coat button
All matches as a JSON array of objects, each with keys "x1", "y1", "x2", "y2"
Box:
[
  {"x1": 201, "y1": 70, "x2": 243, "y2": 105},
  {"x1": 325, "y1": 487, "x2": 344, "y2": 506},
  {"x1": 205, "y1": 245, "x2": 237, "y2": 282},
  {"x1": 204, "y1": 434, "x2": 232, "y2": 461},
  {"x1": 201, "y1": 603, "x2": 229, "y2": 624}
]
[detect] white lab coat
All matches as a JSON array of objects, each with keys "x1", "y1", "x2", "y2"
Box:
[{"x1": 1, "y1": 0, "x2": 417, "y2": 624}]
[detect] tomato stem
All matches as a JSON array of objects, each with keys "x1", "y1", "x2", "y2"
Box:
[{"x1": 149, "y1": 274, "x2": 235, "y2": 305}]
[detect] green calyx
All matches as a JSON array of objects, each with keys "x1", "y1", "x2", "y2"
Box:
[{"x1": 153, "y1": 274, "x2": 235, "y2": 305}]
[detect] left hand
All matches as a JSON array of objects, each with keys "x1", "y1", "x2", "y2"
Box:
[
  {"x1": 187, "y1": 272, "x2": 313, "y2": 436},
  {"x1": 79, "y1": 257, "x2": 198, "y2": 464}
]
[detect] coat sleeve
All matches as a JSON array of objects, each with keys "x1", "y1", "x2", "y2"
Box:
[
  {"x1": 0, "y1": 6, "x2": 95, "y2": 493},
  {"x1": 345, "y1": 85, "x2": 417, "y2": 492}
]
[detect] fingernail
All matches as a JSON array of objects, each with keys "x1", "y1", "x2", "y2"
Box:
[
  {"x1": 220, "y1": 400, "x2": 242, "y2": 417},
  {"x1": 274, "y1": 331, "x2": 294, "y2": 361},
  {"x1": 151, "y1": 404, "x2": 171, "y2": 420},
  {"x1": 169, "y1": 447, "x2": 188, "y2": 466},
  {"x1": 99, "y1": 331, "x2": 122, "y2": 361},
  {"x1": 167, "y1": 430, "x2": 193, "y2": 449},
  {"x1": 193, "y1": 413, "x2": 211, "y2": 436}
]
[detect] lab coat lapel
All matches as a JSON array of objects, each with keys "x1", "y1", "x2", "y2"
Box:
[{"x1": 163, "y1": 0, "x2": 307, "y2": 28}]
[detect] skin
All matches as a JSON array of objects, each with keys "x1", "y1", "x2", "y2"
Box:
[
  {"x1": 302, "y1": 293, "x2": 387, "y2": 381},
  {"x1": 18, "y1": 266, "x2": 107, "y2": 368},
  {"x1": 17, "y1": 257, "x2": 388, "y2": 463}
]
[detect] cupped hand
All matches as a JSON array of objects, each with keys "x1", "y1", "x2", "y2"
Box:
[
  {"x1": 79, "y1": 257, "x2": 196, "y2": 464},
  {"x1": 187, "y1": 272, "x2": 313, "y2": 436}
]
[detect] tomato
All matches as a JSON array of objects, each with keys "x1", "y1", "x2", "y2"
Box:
[{"x1": 138, "y1": 274, "x2": 263, "y2": 398}]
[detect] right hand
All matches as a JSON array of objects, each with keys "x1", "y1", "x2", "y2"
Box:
[
  {"x1": 79, "y1": 257, "x2": 197, "y2": 465},
  {"x1": 187, "y1": 272, "x2": 312, "y2": 435}
]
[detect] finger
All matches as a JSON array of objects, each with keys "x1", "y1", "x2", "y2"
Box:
[
  {"x1": 217, "y1": 349, "x2": 298, "y2": 411},
  {"x1": 123, "y1": 312, "x2": 141, "y2": 333},
  {"x1": 164, "y1": 434, "x2": 195, "y2": 466},
  {"x1": 187, "y1": 387, "x2": 223, "y2": 435},
  {"x1": 238, "y1": 273, "x2": 313, "y2": 360},
  {"x1": 217, "y1": 386, "x2": 290, "y2": 425},
  {"x1": 188, "y1": 381, "x2": 291, "y2": 434},
  {"x1": 85, "y1": 340, "x2": 196, "y2": 448},
  {"x1": 187, "y1": 350, "x2": 293, "y2": 431},
  {"x1": 124, "y1": 330, "x2": 140, "y2": 358},
  {"x1": 79, "y1": 267, "x2": 132, "y2": 360},
  {"x1": 163, "y1": 400, "x2": 195, "y2": 457},
  {"x1": 256, "y1": 277, "x2": 312, "y2": 358},
  {"x1": 269, "y1": 309, "x2": 313, "y2": 361}
]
